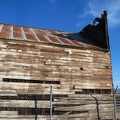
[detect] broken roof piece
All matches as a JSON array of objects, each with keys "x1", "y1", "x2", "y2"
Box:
[
  {"x1": 0, "y1": 11, "x2": 109, "y2": 51},
  {"x1": 80, "y1": 11, "x2": 110, "y2": 50}
]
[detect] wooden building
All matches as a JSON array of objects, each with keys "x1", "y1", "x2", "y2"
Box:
[{"x1": 0, "y1": 11, "x2": 115, "y2": 119}]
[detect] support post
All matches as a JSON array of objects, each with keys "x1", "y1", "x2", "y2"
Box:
[
  {"x1": 114, "y1": 86, "x2": 118, "y2": 120},
  {"x1": 50, "y1": 86, "x2": 52, "y2": 120},
  {"x1": 35, "y1": 96, "x2": 37, "y2": 120}
]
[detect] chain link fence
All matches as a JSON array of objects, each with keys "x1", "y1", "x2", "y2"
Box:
[
  {"x1": 0, "y1": 90, "x2": 116, "y2": 120},
  {"x1": 0, "y1": 92, "x2": 85, "y2": 120},
  {"x1": 116, "y1": 94, "x2": 120, "y2": 120}
]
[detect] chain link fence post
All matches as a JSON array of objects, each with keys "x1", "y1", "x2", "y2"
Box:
[
  {"x1": 50, "y1": 86, "x2": 52, "y2": 120},
  {"x1": 35, "y1": 95, "x2": 37, "y2": 120},
  {"x1": 114, "y1": 86, "x2": 118, "y2": 120}
]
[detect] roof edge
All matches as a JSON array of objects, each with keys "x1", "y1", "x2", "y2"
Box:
[{"x1": 0, "y1": 38, "x2": 109, "y2": 52}]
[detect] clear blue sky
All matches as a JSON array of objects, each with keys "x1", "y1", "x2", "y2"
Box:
[{"x1": 0, "y1": 0, "x2": 120, "y2": 88}]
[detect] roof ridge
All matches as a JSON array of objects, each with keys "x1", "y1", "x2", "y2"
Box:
[{"x1": 0, "y1": 22, "x2": 67, "y2": 33}]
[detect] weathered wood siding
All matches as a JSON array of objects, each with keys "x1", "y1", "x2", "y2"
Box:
[{"x1": 0, "y1": 39, "x2": 115, "y2": 119}]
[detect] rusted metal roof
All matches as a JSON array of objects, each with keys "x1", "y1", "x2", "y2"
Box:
[{"x1": 0, "y1": 23, "x2": 106, "y2": 51}]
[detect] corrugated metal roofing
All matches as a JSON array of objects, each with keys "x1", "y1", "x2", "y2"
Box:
[{"x1": 0, "y1": 24, "x2": 105, "y2": 50}]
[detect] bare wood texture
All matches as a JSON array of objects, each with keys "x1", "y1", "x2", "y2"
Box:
[{"x1": 0, "y1": 40, "x2": 115, "y2": 119}]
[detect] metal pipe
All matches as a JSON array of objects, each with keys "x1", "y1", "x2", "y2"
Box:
[
  {"x1": 50, "y1": 86, "x2": 52, "y2": 120},
  {"x1": 35, "y1": 96, "x2": 37, "y2": 120},
  {"x1": 114, "y1": 86, "x2": 118, "y2": 120}
]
